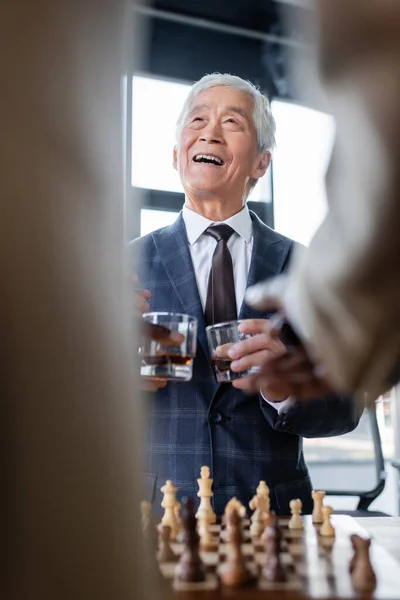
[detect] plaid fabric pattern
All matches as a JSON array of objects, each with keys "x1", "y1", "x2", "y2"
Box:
[{"x1": 130, "y1": 211, "x2": 360, "y2": 515}]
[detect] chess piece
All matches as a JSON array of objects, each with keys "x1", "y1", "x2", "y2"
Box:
[
  {"x1": 249, "y1": 493, "x2": 269, "y2": 538},
  {"x1": 349, "y1": 534, "x2": 377, "y2": 592},
  {"x1": 261, "y1": 515, "x2": 286, "y2": 583},
  {"x1": 219, "y1": 510, "x2": 253, "y2": 587},
  {"x1": 288, "y1": 498, "x2": 304, "y2": 530},
  {"x1": 174, "y1": 500, "x2": 182, "y2": 536},
  {"x1": 175, "y1": 498, "x2": 206, "y2": 583},
  {"x1": 160, "y1": 479, "x2": 179, "y2": 540},
  {"x1": 156, "y1": 525, "x2": 177, "y2": 562},
  {"x1": 312, "y1": 490, "x2": 326, "y2": 524},
  {"x1": 196, "y1": 465, "x2": 216, "y2": 524},
  {"x1": 225, "y1": 507, "x2": 244, "y2": 544},
  {"x1": 174, "y1": 500, "x2": 181, "y2": 523},
  {"x1": 140, "y1": 500, "x2": 152, "y2": 535},
  {"x1": 249, "y1": 495, "x2": 261, "y2": 537},
  {"x1": 140, "y1": 499, "x2": 158, "y2": 551},
  {"x1": 320, "y1": 505, "x2": 335, "y2": 537},
  {"x1": 261, "y1": 511, "x2": 276, "y2": 542},
  {"x1": 224, "y1": 497, "x2": 246, "y2": 521},
  {"x1": 257, "y1": 480, "x2": 270, "y2": 514},
  {"x1": 197, "y1": 512, "x2": 214, "y2": 548}
]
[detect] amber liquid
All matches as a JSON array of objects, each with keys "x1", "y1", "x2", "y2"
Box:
[
  {"x1": 141, "y1": 354, "x2": 192, "y2": 366},
  {"x1": 211, "y1": 357, "x2": 232, "y2": 373}
]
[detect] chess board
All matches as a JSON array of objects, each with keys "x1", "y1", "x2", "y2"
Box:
[{"x1": 157, "y1": 514, "x2": 400, "y2": 598}]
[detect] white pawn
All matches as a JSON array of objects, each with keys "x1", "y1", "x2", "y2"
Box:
[
  {"x1": 174, "y1": 500, "x2": 182, "y2": 535},
  {"x1": 174, "y1": 500, "x2": 181, "y2": 521},
  {"x1": 288, "y1": 498, "x2": 304, "y2": 530},
  {"x1": 257, "y1": 480, "x2": 270, "y2": 514},
  {"x1": 320, "y1": 505, "x2": 335, "y2": 537},
  {"x1": 160, "y1": 479, "x2": 179, "y2": 540},
  {"x1": 196, "y1": 465, "x2": 217, "y2": 524},
  {"x1": 312, "y1": 490, "x2": 326, "y2": 524}
]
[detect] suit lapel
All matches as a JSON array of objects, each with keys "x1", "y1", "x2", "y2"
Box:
[
  {"x1": 151, "y1": 210, "x2": 293, "y2": 401},
  {"x1": 152, "y1": 213, "x2": 210, "y2": 357},
  {"x1": 239, "y1": 211, "x2": 293, "y2": 320}
]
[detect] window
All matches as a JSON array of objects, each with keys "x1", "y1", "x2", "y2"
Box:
[
  {"x1": 132, "y1": 76, "x2": 188, "y2": 193},
  {"x1": 140, "y1": 208, "x2": 178, "y2": 237},
  {"x1": 270, "y1": 100, "x2": 335, "y2": 245},
  {"x1": 131, "y1": 75, "x2": 271, "y2": 202}
]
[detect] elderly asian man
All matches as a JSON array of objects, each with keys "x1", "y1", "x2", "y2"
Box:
[{"x1": 131, "y1": 73, "x2": 362, "y2": 515}]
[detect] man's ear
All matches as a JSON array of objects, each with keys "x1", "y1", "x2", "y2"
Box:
[
  {"x1": 173, "y1": 146, "x2": 178, "y2": 171},
  {"x1": 250, "y1": 152, "x2": 271, "y2": 180}
]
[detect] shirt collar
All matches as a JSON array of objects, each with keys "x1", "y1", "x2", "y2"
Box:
[{"x1": 182, "y1": 204, "x2": 253, "y2": 245}]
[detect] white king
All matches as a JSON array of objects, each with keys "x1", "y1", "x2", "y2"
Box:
[{"x1": 196, "y1": 465, "x2": 217, "y2": 524}]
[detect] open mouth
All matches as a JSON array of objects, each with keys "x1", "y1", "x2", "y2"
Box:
[{"x1": 193, "y1": 154, "x2": 225, "y2": 166}]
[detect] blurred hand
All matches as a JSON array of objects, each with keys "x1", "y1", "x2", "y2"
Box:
[
  {"x1": 252, "y1": 346, "x2": 333, "y2": 401},
  {"x1": 244, "y1": 283, "x2": 334, "y2": 400},
  {"x1": 228, "y1": 315, "x2": 333, "y2": 401}
]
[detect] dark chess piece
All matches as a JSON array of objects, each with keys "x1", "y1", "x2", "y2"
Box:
[
  {"x1": 261, "y1": 514, "x2": 286, "y2": 583},
  {"x1": 175, "y1": 497, "x2": 206, "y2": 582},
  {"x1": 156, "y1": 525, "x2": 177, "y2": 562},
  {"x1": 349, "y1": 534, "x2": 377, "y2": 593},
  {"x1": 225, "y1": 507, "x2": 244, "y2": 544},
  {"x1": 219, "y1": 510, "x2": 254, "y2": 587}
]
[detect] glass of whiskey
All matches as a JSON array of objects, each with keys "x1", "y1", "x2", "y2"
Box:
[
  {"x1": 206, "y1": 320, "x2": 258, "y2": 383},
  {"x1": 140, "y1": 312, "x2": 197, "y2": 381}
]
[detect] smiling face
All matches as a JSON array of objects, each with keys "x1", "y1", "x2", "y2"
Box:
[{"x1": 173, "y1": 86, "x2": 271, "y2": 210}]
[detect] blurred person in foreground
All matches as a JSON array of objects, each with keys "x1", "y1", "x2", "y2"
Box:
[
  {"x1": 245, "y1": 0, "x2": 400, "y2": 403},
  {"x1": 1, "y1": 1, "x2": 171, "y2": 599}
]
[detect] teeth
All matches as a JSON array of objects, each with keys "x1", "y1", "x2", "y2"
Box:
[{"x1": 194, "y1": 154, "x2": 224, "y2": 165}]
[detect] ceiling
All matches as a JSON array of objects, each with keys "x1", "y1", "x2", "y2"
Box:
[
  {"x1": 134, "y1": 0, "x2": 314, "y2": 100},
  {"x1": 143, "y1": 0, "x2": 312, "y2": 43}
]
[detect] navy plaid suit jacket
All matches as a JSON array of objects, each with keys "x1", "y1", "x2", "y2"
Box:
[{"x1": 131, "y1": 211, "x2": 361, "y2": 515}]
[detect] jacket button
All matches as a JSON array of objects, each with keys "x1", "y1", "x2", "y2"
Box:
[
  {"x1": 210, "y1": 412, "x2": 222, "y2": 424},
  {"x1": 282, "y1": 420, "x2": 293, "y2": 432}
]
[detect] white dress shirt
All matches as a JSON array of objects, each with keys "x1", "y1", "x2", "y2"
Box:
[
  {"x1": 182, "y1": 204, "x2": 294, "y2": 415},
  {"x1": 182, "y1": 204, "x2": 253, "y2": 314}
]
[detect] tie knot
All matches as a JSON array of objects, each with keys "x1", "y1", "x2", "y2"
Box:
[{"x1": 205, "y1": 224, "x2": 235, "y2": 243}]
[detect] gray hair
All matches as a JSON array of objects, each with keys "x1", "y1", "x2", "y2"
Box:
[{"x1": 176, "y1": 73, "x2": 276, "y2": 153}]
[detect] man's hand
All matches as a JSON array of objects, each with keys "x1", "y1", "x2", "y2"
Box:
[
  {"x1": 140, "y1": 321, "x2": 184, "y2": 346},
  {"x1": 132, "y1": 274, "x2": 151, "y2": 315},
  {"x1": 227, "y1": 319, "x2": 288, "y2": 401}
]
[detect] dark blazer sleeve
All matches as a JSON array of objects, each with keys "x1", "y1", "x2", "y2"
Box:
[{"x1": 259, "y1": 393, "x2": 363, "y2": 438}]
